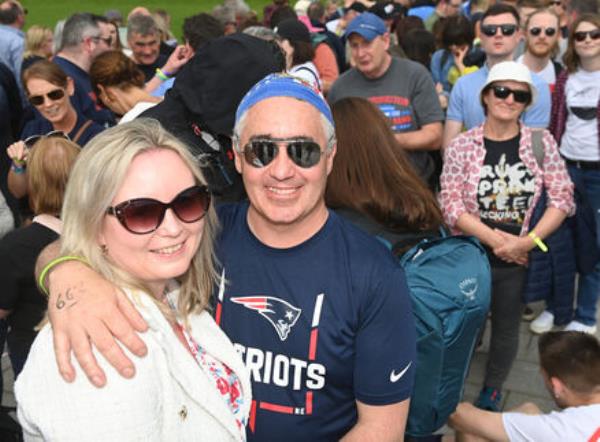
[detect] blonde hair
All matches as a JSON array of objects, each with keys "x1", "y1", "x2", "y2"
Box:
[
  {"x1": 27, "y1": 137, "x2": 80, "y2": 215},
  {"x1": 23, "y1": 25, "x2": 53, "y2": 59},
  {"x1": 60, "y1": 118, "x2": 219, "y2": 321}
]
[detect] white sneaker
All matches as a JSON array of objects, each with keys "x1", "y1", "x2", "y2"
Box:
[
  {"x1": 530, "y1": 311, "x2": 554, "y2": 334},
  {"x1": 564, "y1": 321, "x2": 598, "y2": 335}
]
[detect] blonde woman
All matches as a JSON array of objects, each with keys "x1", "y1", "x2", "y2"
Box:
[
  {"x1": 15, "y1": 119, "x2": 250, "y2": 441},
  {"x1": 0, "y1": 136, "x2": 79, "y2": 377},
  {"x1": 22, "y1": 25, "x2": 53, "y2": 72}
]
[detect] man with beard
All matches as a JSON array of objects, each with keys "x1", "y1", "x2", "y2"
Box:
[{"x1": 518, "y1": 8, "x2": 563, "y2": 92}]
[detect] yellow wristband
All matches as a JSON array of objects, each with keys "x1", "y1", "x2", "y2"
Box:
[
  {"x1": 38, "y1": 255, "x2": 89, "y2": 296},
  {"x1": 528, "y1": 231, "x2": 548, "y2": 253}
]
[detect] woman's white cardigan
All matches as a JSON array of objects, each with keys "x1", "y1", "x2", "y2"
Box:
[{"x1": 15, "y1": 288, "x2": 251, "y2": 441}]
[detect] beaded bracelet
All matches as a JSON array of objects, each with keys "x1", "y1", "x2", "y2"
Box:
[{"x1": 38, "y1": 255, "x2": 90, "y2": 296}]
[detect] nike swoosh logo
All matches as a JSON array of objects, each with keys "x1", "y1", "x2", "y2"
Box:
[{"x1": 389, "y1": 362, "x2": 412, "y2": 383}]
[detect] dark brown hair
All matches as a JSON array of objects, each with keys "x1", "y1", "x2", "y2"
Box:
[
  {"x1": 108, "y1": 20, "x2": 123, "y2": 50},
  {"x1": 326, "y1": 97, "x2": 444, "y2": 233},
  {"x1": 290, "y1": 40, "x2": 315, "y2": 65},
  {"x1": 539, "y1": 331, "x2": 600, "y2": 394},
  {"x1": 441, "y1": 14, "x2": 474, "y2": 49},
  {"x1": 89, "y1": 50, "x2": 145, "y2": 98},
  {"x1": 395, "y1": 16, "x2": 425, "y2": 47},
  {"x1": 22, "y1": 60, "x2": 68, "y2": 93},
  {"x1": 563, "y1": 13, "x2": 600, "y2": 73},
  {"x1": 481, "y1": 3, "x2": 520, "y2": 27},
  {"x1": 28, "y1": 137, "x2": 80, "y2": 215}
]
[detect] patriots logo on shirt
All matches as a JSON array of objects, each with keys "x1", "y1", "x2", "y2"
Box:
[{"x1": 230, "y1": 296, "x2": 302, "y2": 341}]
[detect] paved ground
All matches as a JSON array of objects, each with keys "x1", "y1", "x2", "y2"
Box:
[
  {"x1": 461, "y1": 300, "x2": 600, "y2": 414},
  {"x1": 1, "y1": 300, "x2": 598, "y2": 425}
]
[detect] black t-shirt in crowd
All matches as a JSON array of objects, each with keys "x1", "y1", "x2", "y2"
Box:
[
  {"x1": 136, "y1": 53, "x2": 170, "y2": 83},
  {"x1": 477, "y1": 133, "x2": 535, "y2": 266},
  {"x1": 0, "y1": 222, "x2": 59, "y2": 358}
]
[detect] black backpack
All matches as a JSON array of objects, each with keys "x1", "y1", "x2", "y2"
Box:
[{"x1": 140, "y1": 34, "x2": 285, "y2": 202}]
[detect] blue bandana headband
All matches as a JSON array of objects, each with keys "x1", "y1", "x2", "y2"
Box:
[{"x1": 235, "y1": 73, "x2": 334, "y2": 126}]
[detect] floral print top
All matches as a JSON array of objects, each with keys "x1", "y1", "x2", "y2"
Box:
[
  {"x1": 439, "y1": 124, "x2": 575, "y2": 235},
  {"x1": 167, "y1": 294, "x2": 247, "y2": 440}
]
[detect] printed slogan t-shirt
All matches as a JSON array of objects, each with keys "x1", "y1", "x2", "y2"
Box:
[
  {"x1": 214, "y1": 202, "x2": 416, "y2": 442},
  {"x1": 477, "y1": 134, "x2": 535, "y2": 265}
]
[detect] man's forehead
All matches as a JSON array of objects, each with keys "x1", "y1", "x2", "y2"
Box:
[
  {"x1": 482, "y1": 13, "x2": 518, "y2": 25},
  {"x1": 130, "y1": 32, "x2": 158, "y2": 42},
  {"x1": 528, "y1": 12, "x2": 559, "y2": 27},
  {"x1": 348, "y1": 33, "x2": 370, "y2": 44},
  {"x1": 241, "y1": 97, "x2": 323, "y2": 137}
]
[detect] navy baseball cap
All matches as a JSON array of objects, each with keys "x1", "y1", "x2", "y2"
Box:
[{"x1": 345, "y1": 12, "x2": 387, "y2": 41}]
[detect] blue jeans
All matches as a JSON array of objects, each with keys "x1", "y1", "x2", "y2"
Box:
[{"x1": 568, "y1": 165, "x2": 600, "y2": 326}]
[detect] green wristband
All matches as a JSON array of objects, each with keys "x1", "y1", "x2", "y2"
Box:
[
  {"x1": 155, "y1": 68, "x2": 169, "y2": 82},
  {"x1": 38, "y1": 255, "x2": 89, "y2": 296}
]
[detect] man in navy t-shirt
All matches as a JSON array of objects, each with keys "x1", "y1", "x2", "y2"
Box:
[
  {"x1": 52, "y1": 13, "x2": 114, "y2": 127},
  {"x1": 215, "y1": 202, "x2": 415, "y2": 441},
  {"x1": 208, "y1": 74, "x2": 416, "y2": 440},
  {"x1": 40, "y1": 74, "x2": 417, "y2": 441}
]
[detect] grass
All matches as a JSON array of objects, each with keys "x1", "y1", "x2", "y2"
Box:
[{"x1": 23, "y1": 0, "x2": 273, "y2": 41}]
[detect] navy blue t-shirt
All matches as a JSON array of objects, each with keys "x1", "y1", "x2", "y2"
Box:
[
  {"x1": 21, "y1": 113, "x2": 104, "y2": 147},
  {"x1": 215, "y1": 202, "x2": 416, "y2": 442},
  {"x1": 53, "y1": 56, "x2": 114, "y2": 127}
]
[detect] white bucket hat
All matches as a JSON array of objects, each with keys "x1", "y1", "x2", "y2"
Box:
[
  {"x1": 480, "y1": 61, "x2": 538, "y2": 110},
  {"x1": 294, "y1": 0, "x2": 313, "y2": 15}
]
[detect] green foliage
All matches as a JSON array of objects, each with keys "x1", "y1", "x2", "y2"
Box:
[{"x1": 22, "y1": 0, "x2": 273, "y2": 41}]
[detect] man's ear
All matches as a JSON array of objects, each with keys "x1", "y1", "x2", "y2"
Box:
[
  {"x1": 382, "y1": 32, "x2": 391, "y2": 50},
  {"x1": 232, "y1": 143, "x2": 243, "y2": 174},
  {"x1": 550, "y1": 376, "x2": 567, "y2": 399},
  {"x1": 325, "y1": 141, "x2": 337, "y2": 176}
]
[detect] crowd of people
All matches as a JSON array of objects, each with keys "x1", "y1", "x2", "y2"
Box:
[{"x1": 0, "y1": 0, "x2": 599, "y2": 440}]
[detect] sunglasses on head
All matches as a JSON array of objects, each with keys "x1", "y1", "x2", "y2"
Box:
[
  {"x1": 241, "y1": 137, "x2": 326, "y2": 168},
  {"x1": 481, "y1": 24, "x2": 518, "y2": 37},
  {"x1": 529, "y1": 26, "x2": 557, "y2": 37},
  {"x1": 574, "y1": 29, "x2": 600, "y2": 42},
  {"x1": 106, "y1": 185, "x2": 211, "y2": 235},
  {"x1": 489, "y1": 85, "x2": 532, "y2": 104},
  {"x1": 569, "y1": 106, "x2": 596, "y2": 120},
  {"x1": 28, "y1": 88, "x2": 65, "y2": 106},
  {"x1": 24, "y1": 130, "x2": 70, "y2": 149}
]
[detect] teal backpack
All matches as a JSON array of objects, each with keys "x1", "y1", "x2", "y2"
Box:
[{"x1": 392, "y1": 231, "x2": 491, "y2": 436}]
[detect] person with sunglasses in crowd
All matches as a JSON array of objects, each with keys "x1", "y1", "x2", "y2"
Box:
[
  {"x1": 517, "y1": 8, "x2": 563, "y2": 93},
  {"x1": 439, "y1": 61, "x2": 574, "y2": 412},
  {"x1": 15, "y1": 119, "x2": 250, "y2": 441},
  {"x1": 52, "y1": 13, "x2": 115, "y2": 127},
  {"x1": 443, "y1": 3, "x2": 552, "y2": 148},
  {"x1": 0, "y1": 136, "x2": 79, "y2": 378},
  {"x1": 6, "y1": 60, "x2": 103, "y2": 201},
  {"x1": 550, "y1": 0, "x2": 568, "y2": 38},
  {"x1": 35, "y1": 74, "x2": 416, "y2": 441},
  {"x1": 531, "y1": 13, "x2": 600, "y2": 336}
]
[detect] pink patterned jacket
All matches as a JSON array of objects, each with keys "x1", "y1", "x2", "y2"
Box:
[{"x1": 439, "y1": 124, "x2": 575, "y2": 235}]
